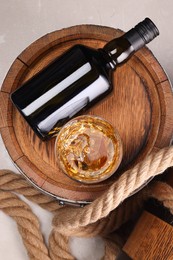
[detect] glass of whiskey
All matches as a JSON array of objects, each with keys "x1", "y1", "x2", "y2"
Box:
[{"x1": 55, "y1": 115, "x2": 123, "y2": 184}]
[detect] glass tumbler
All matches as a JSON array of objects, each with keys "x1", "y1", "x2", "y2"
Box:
[{"x1": 55, "y1": 115, "x2": 123, "y2": 184}]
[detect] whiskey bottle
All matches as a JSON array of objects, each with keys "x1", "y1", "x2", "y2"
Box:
[{"x1": 11, "y1": 18, "x2": 159, "y2": 140}]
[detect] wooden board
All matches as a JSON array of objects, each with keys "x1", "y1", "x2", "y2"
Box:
[
  {"x1": 0, "y1": 25, "x2": 173, "y2": 205},
  {"x1": 123, "y1": 211, "x2": 173, "y2": 259}
]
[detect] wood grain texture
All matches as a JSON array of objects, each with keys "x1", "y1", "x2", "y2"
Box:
[
  {"x1": 1, "y1": 59, "x2": 27, "y2": 93},
  {"x1": 0, "y1": 127, "x2": 23, "y2": 162},
  {"x1": 0, "y1": 92, "x2": 12, "y2": 128},
  {"x1": 0, "y1": 25, "x2": 173, "y2": 204},
  {"x1": 123, "y1": 211, "x2": 173, "y2": 260}
]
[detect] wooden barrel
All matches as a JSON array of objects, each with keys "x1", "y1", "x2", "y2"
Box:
[{"x1": 0, "y1": 25, "x2": 173, "y2": 205}]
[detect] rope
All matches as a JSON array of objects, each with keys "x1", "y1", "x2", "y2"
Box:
[
  {"x1": 0, "y1": 146, "x2": 172, "y2": 259},
  {"x1": 0, "y1": 170, "x2": 62, "y2": 212},
  {"x1": 150, "y1": 181, "x2": 173, "y2": 214},
  {"x1": 49, "y1": 231, "x2": 74, "y2": 260},
  {"x1": 0, "y1": 190, "x2": 50, "y2": 260},
  {"x1": 53, "y1": 146, "x2": 173, "y2": 233},
  {"x1": 56, "y1": 187, "x2": 150, "y2": 238},
  {"x1": 103, "y1": 234, "x2": 122, "y2": 260}
]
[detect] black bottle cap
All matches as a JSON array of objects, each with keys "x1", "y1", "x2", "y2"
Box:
[
  {"x1": 134, "y1": 18, "x2": 159, "y2": 44},
  {"x1": 124, "y1": 18, "x2": 159, "y2": 51}
]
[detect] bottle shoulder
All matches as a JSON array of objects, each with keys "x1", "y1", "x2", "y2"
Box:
[{"x1": 71, "y1": 44, "x2": 112, "y2": 77}]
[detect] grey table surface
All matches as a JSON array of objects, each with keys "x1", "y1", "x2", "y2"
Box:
[{"x1": 0, "y1": 0, "x2": 173, "y2": 259}]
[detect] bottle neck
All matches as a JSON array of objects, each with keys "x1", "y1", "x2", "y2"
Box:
[
  {"x1": 102, "y1": 36, "x2": 135, "y2": 70},
  {"x1": 102, "y1": 18, "x2": 159, "y2": 70}
]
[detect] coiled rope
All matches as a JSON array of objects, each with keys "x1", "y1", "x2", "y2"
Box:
[{"x1": 0, "y1": 146, "x2": 173, "y2": 259}]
